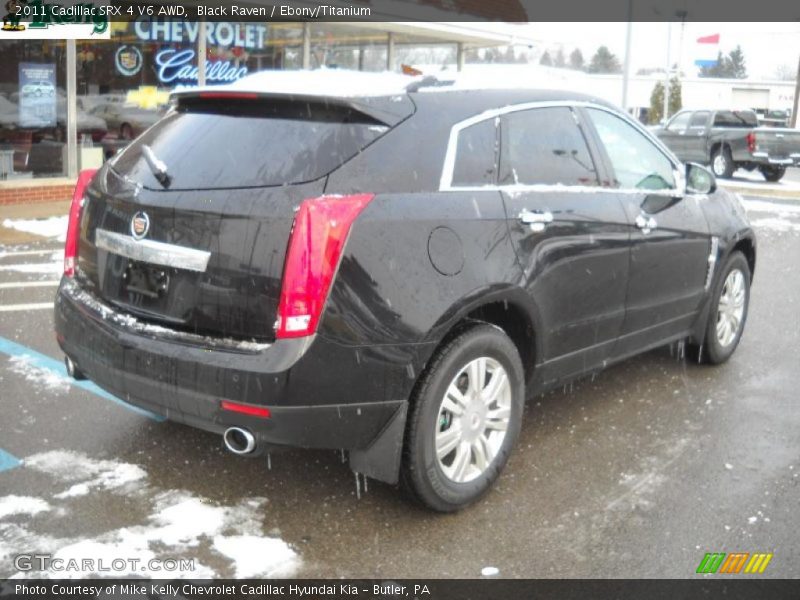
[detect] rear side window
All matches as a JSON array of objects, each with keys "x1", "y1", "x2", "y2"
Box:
[
  {"x1": 713, "y1": 110, "x2": 758, "y2": 128},
  {"x1": 666, "y1": 112, "x2": 691, "y2": 131},
  {"x1": 112, "y1": 98, "x2": 389, "y2": 190},
  {"x1": 688, "y1": 111, "x2": 710, "y2": 130},
  {"x1": 452, "y1": 118, "x2": 497, "y2": 186},
  {"x1": 499, "y1": 107, "x2": 599, "y2": 187}
]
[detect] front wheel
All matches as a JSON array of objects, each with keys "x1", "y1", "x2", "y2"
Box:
[
  {"x1": 711, "y1": 147, "x2": 735, "y2": 179},
  {"x1": 703, "y1": 251, "x2": 751, "y2": 364},
  {"x1": 401, "y1": 323, "x2": 524, "y2": 512},
  {"x1": 759, "y1": 165, "x2": 786, "y2": 182}
]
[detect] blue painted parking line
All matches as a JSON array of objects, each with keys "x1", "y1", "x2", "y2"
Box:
[
  {"x1": 0, "y1": 448, "x2": 21, "y2": 473},
  {"x1": 0, "y1": 335, "x2": 165, "y2": 422}
]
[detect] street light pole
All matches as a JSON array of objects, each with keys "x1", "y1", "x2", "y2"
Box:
[
  {"x1": 663, "y1": 21, "x2": 672, "y2": 121},
  {"x1": 792, "y1": 54, "x2": 800, "y2": 129},
  {"x1": 621, "y1": 0, "x2": 633, "y2": 111}
]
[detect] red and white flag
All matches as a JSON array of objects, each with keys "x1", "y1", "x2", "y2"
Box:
[{"x1": 695, "y1": 34, "x2": 720, "y2": 67}]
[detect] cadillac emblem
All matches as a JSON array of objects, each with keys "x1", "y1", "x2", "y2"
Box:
[{"x1": 130, "y1": 212, "x2": 150, "y2": 240}]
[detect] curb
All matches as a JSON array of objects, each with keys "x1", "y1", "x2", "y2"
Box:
[{"x1": 719, "y1": 184, "x2": 800, "y2": 201}]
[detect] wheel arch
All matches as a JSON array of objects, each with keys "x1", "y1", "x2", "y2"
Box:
[
  {"x1": 422, "y1": 286, "x2": 540, "y2": 386},
  {"x1": 731, "y1": 236, "x2": 756, "y2": 281}
]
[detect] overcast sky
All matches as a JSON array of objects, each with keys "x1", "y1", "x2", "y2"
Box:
[{"x1": 509, "y1": 22, "x2": 800, "y2": 80}]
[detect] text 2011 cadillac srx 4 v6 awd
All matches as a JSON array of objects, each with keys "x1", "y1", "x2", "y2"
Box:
[{"x1": 55, "y1": 71, "x2": 755, "y2": 511}]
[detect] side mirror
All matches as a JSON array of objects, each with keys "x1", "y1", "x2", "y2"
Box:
[{"x1": 685, "y1": 162, "x2": 716, "y2": 195}]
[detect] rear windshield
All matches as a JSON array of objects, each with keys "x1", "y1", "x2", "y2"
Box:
[
  {"x1": 111, "y1": 97, "x2": 389, "y2": 190},
  {"x1": 713, "y1": 110, "x2": 758, "y2": 128}
]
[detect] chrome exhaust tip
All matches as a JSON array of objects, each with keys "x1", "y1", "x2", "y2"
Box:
[
  {"x1": 64, "y1": 356, "x2": 86, "y2": 380},
  {"x1": 223, "y1": 427, "x2": 257, "y2": 455}
]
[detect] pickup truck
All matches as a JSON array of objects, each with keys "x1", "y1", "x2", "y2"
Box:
[{"x1": 653, "y1": 108, "x2": 800, "y2": 182}]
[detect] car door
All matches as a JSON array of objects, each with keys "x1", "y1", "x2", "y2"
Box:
[
  {"x1": 581, "y1": 106, "x2": 711, "y2": 358},
  {"x1": 656, "y1": 111, "x2": 692, "y2": 161},
  {"x1": 685, "y1": 110, "x2": 711, "y2": 163},
  {"x1": 496, "y1": 105, "x2": 631, "y2": 384}
]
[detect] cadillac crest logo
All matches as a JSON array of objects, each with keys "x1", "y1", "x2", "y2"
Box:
[{"x1": 131, "y1": 212, "x2": 150, "y2": 240}]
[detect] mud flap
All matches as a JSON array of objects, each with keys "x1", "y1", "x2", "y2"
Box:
[{"x1": 349, "y1": 401, "x2": 408, "y2": 485}]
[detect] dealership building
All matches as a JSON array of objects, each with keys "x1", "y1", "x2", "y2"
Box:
[{"x1": 0, "y1": 19, "x2": 531, "y2": 204}]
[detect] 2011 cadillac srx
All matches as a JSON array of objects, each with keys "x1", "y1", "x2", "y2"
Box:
[{"x1": 55, "y1": 71, "x2": 755, "y2": 511}]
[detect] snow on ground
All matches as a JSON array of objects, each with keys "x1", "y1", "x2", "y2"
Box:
[
  {"x1": 742, "y1": 198, "x2": 800, "y2": 216},
  {"x1": 741, "y1": 197, "x2": 800, "y2": 234},
  {"x1": 0, "y1": 450, "x2": 299, "y2": 579},
  {"x1": 0, "y1": 260, "x2": 62, "y2": 275},
  {"x1": 26, "y1": 450, "x2": 147, "y2": 498},
  {"x1": 7, "y1": 356, "x2": 70, "y2": 394},
  {"x1": 0, "y1": 496, "x2": 51, "y2": 520},
  {"x1": 1, "y1": 216, "x2": 68, "y2": 242}
]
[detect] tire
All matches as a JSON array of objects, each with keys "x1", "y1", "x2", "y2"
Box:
[
  {"x1": 703, "y1": 251, "x2": 751, "y2": 365},
  {"x1": 711, "y1": 147, "x2": 735, "y2": 179},
  {"x1": 759, "y1": 166, "x2": 786, "y2": 182},
  {"x1": 401, "y1": 323, "x2": 525, "y2": 512}
]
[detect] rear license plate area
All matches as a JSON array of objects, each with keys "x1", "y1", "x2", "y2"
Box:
[{"x1": 124, "y1": 260, "x2": 170, "y2": 299}]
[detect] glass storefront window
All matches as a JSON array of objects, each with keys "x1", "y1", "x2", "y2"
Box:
[
  {"x1": 0, "y1": 40, "x2": 68, "y2": 179},
  {"x1": 73, "y1": 20, "x2": 304, "y2": 166},
  {"x1": 1, "y1": 21, "x2": 471, "y2": 184},
  {"x1": 309, "y1": 24, "x2": 388, "y2": 71}
]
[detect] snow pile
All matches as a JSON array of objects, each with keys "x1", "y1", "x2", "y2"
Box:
[
  {"x1": 1, "y1": 450, "x2": 299, "y2": 579},
  {"x1": 0, "y1": 496, "x2": 51, "y2": 519},
  {"x1": 2, "y1": 216, "x2": 68, "y2": 241},
  {"x1": 179, "y1": 68, "x2": 419, "y2": 99},
  {"x1": 25, "y1": 450, "x2": 147, "y2": 499},
  {"x1": 8, "y1": 356, "x2": 70, "y2": 393}
]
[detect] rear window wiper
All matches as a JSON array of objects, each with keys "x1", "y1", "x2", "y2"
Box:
[{"x1": 141, "y1": 144, "x2": 171, "y2": 188}]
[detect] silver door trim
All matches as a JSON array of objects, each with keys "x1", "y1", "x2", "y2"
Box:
[{"x1": 95, "y1": 229, "x2": 211, "y2": 273}]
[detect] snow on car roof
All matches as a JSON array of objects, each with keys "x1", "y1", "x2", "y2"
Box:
[{"x1": 172, "y1": 68, "x2": 423, "y2": 99}]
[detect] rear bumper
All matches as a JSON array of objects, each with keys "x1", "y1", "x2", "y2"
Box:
[
  {"x1": 748, "y1": 152, "x2": 800, "y2": 166},
  {"x1": 54, "y1": 277, "x2": 421, "y2": 455}
]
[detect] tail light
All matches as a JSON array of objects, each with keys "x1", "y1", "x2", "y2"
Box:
[
  {"x1": 746, "y1": 132, "x2": 756, "y2": 153},
  {"x1": 276, "y1": 194, "x2": 374, "y2": 339},
  {"x1": 64, "y1": 168, "x2": 97, "y2": 278}
]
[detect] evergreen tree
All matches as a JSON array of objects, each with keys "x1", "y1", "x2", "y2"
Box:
[
  {"x1": 554, "y1": 48, "x2": 566, "y2": 68},
  {"x1": 539, "y1": 51, "x2": 553, "y2": 66},
  {"x1": 588, "y1": 46, "x2": 621, "y2": 73},
  {"x1": 569, "y1": 48, "x2": 584, "y2": 70},
  {"x1": 649, "y1": 77, "x2": 683, "y2": 124}
]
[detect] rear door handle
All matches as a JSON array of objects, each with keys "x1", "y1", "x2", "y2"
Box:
[
  {"x1": 519, "y1": 209, "x2": 553, "y2": 232},
  {"x1": 635, "y1": 214, "x2": 657, "y2": 235}
]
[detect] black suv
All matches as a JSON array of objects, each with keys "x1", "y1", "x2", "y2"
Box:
[{"x1": 56, "y1": 72, "x2": 755, "y2": 511}]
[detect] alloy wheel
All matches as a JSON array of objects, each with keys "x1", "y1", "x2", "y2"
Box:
[
  {"x1": 435, "y1": 357, "x2": 511, "y2": 483},
  {"x1": 716, "y1": 268, "x2": 746, "y2": 347}
]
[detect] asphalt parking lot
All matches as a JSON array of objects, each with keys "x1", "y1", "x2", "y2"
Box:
[{"x1": 1, "y1": 188, "x2": 799, "y2": 579}]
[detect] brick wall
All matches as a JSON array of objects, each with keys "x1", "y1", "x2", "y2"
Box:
[{"x1": 0, "y1": 183, "x2": 74, "y2": 206}]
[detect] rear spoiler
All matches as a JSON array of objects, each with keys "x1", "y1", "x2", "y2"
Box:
[{"x1": 170, "y1": 89, "x2": 415, "y2": 127}]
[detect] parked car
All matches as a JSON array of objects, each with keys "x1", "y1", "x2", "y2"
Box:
[
  {"x1": 55, "y1": 72, "x2": 756, "y2": 511},
  {"x1": 653, "y1": 108, "x2": 800, "y2": 182},
  {"x1": 21, "y1": 80, "x2": 55, "y2": 98},
  {"x1": 89, "y1": 102, "x2": 161, "y2": 140}
]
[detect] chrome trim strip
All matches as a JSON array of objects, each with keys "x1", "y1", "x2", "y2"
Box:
[
  {"x1": 705, "y1": 236, "x2": 720, "y2": 291},
  {"x1": 439, "y1": 100, "x2": 682, "y2": 193},
  {"x1": 95, "y1": 229, "x2": 211, "y2": 273}
]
